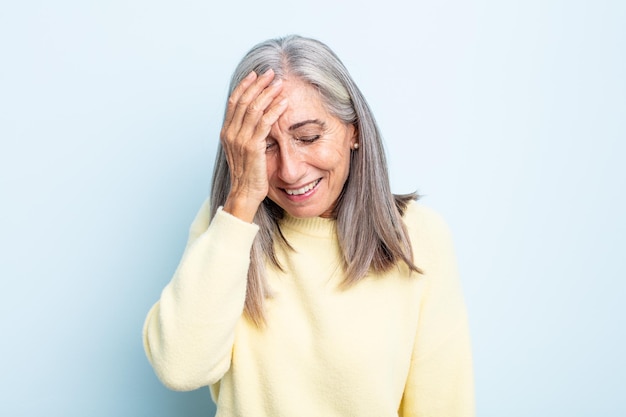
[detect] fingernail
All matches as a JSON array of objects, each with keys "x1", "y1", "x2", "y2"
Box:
[{"x1": 246, "y1": 71, "x2": 256, "y2": 79}]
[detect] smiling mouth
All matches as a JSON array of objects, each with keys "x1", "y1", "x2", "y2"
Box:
[{"x1": 283, "y1": 179, "x2": 321, "y2": 196}]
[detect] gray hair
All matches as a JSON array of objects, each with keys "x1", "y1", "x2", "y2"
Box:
[{"x1": 210, "y1": 35, "x2": 419, "y2": 325}]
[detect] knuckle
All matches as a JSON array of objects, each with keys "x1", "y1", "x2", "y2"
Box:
[
  {"x1": 246, "y1": 102, "x2": 261, "y2": 115},
  {"x1": 219, "y1": 127, "x2": 228, "y2": 141},
  {"x1": 227, "y1": 96, "x2": 238, "y2": 108},
  {"x1": 237, "y1": 94, "x2": 252, "y2": 107},
  {"x1": 221, "y1": 126, "x2": 236, "y2": 142},
  {"x1": 258, "y1": 114, "x2": 273, "y2": 129}
]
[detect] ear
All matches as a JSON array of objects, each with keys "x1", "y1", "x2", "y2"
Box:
[{"x1": 350, "y1": 123, "x2": 359, "y2": 146}]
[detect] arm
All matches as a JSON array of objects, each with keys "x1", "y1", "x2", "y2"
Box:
[
  {"x1": 143, "y1": 69, "x2": 288, "y2": 391},
  {"x1": 142, "y1": 200, "x2": 259, "y2": 391},
  {"x1": 400, "y1": 206, "x2": 475, "y2": 416}
]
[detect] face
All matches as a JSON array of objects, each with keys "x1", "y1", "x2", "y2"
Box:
[{"x1": 265, "y1": 78, "x2": 356, "y2": 219}]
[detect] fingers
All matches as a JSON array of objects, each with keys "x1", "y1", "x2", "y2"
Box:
[
  {"x1": 223, "y1": 71, "x2": 257, "y2": 128},
  {"x1": 252, "y1": 97, "x2": 288, "y2": 140},
  {"x1": 223, "y1": 69, "x2": 281, "y2": 138},
  {"x1": 234, "y1": 78, "x2": 285, "y2": 145}
]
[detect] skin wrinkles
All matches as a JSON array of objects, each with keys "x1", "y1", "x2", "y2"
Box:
[
  {"x1": 266, "y1": 119, "x2": 327, "y2": 147},
  {"x1": 265, "y1": 77, "x2": 356, "y2": 219},
  {"x1": 288, "y1": 119, "x2": 325, "y2": 132}
]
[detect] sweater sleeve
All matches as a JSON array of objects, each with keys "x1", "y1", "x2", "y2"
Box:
[
  {"x1": 142, "y1": 199, "x2": 259, "y2": 391},
  {"x1": 400, "y1": 205, "x2": 475, "y2": 416}
]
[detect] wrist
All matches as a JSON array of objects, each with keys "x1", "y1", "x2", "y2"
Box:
[{"x1": 223, "y1": 195, "x2": 262, "y2": 223}]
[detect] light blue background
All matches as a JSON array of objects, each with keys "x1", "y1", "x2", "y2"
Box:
[{"x1": 1, "y1": 1, "x2": 624, "y2": 416}]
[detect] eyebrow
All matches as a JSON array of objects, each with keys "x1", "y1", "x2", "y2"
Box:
[{"x1": 288, "y1": 119, "x2": 325, "y2": 131}]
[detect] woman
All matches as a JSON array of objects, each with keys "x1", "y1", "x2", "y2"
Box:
[{"x1": 143, "y1": 35, "x2": 474, "y2": 416}]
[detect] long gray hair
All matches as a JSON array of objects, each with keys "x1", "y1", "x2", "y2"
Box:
[{"x1": 210, "y1": 35, "x2": 420, "y2": 325}]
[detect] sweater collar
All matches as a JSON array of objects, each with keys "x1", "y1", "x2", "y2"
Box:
[{"x1": 279, "y1": 213, "x2": 337, "y2": 239}]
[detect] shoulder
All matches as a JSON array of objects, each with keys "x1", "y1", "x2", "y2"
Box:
[
  {"x1": 402, "y1": 201, "x2": 452, "y2": 240},
  {"x1": 402, "y1": 201, "x2": 456, "y2": 269}
]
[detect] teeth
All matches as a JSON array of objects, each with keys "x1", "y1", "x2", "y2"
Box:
[{"x1": 285, "y1": 179, "x2": 319, "y2": 196}]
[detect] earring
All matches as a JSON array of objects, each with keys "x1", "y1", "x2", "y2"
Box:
[{"x1": 352, "y1": 143, "x2": 359, "y2": 150}]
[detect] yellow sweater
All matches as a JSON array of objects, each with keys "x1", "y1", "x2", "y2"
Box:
[{"x1": 143, "y1": 200, "x2": 474, "y2": 416}]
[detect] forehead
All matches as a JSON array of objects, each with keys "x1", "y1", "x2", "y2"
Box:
[{"x1": 276, "y1": 78, "x2": 333, "y2": 127}]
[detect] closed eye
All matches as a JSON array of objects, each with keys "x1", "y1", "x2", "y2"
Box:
[
  {"x1": 265, "y1": 140, "x2": 277, "y2": 152},
  {"x1": 297, "y1": 135, "x2": 320, "y2": 143}
]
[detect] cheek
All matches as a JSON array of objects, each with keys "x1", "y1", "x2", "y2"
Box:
[
  {"x1": 310, "y1": 146, "x2": 346, "y2": 171},
  {"x1": 265, "y1": 155, "x2": 278, "y2": 179},
  {"x1": 329, "y1": 141, "x2": 351, "y2": 167},
  {"x1": 316, "y1": 146, "x2": 351, "y2": 182}
]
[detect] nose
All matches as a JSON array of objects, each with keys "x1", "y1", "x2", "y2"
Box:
[{"x1": 277, "y1": 143, "x2": 304, "y2": 184}]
